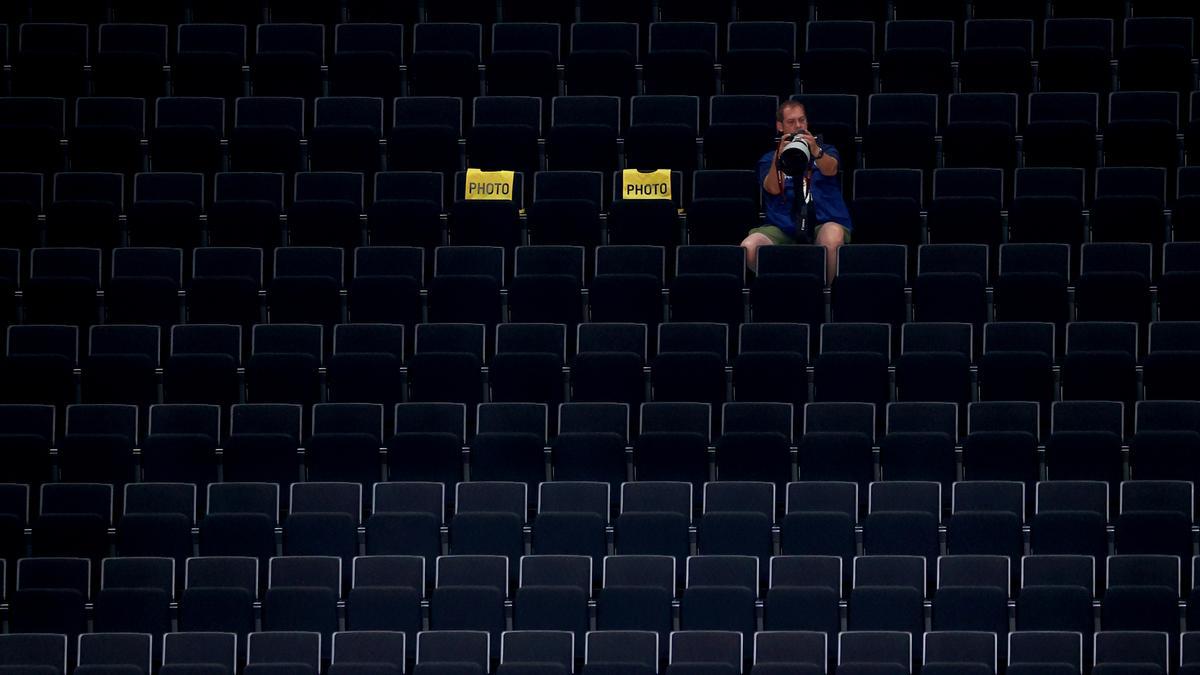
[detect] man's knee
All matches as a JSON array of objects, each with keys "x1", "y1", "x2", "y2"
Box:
[
  {"x1": 816, "y1": 222, "x2": 847, "y2": 248},
  {"x1": 741, "y1": 232, "x2": 773, "y2": 268},
  {"x1": 742, "y1": 232, "x2": 773, "y2": 249},
  {"x1": 742, "y1": 232, "x2": 773, "y2": 255}
]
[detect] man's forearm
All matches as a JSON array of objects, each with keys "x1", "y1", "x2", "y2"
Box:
[
  {"x1": 763, "y1": 157, "x2": 784, "y2": 195},
  {"x1": 813, "y1": 147, "x2": 838, "y2": 176}
]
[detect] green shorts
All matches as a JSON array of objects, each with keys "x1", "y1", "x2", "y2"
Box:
[{"x1": 749, "y1": 223, "x2": 852, "y2": 245}]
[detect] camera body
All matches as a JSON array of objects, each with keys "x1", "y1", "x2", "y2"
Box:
[{"x1": 776, "y1": 133, "x2": 814, "y2": 175}]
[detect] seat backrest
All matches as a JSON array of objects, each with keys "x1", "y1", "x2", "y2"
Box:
[
  {"x1": 290, "y1": 482, "x2": 362, "y2": 522},
  {"x1": 474, "y1": 96, "x2": 542, "y2": 133},
  {"x1": 352, "y1": 555, "x2": 425, "y2": 594},
  {"x1": 185, "y1": 556, "x2": 259, "y2": 595},
  {"x1": 230, "y1": 403, "x2": 303, "y2": 440},
  {"x1": 519, "y1": 555, "x2": 592, "y2": 594},
  {"x1": 968, "y1": 401, "x2": 1040, "y2": 438},
  {"x1": 538, "y1": 482, "x2": 609, "y2": 520},
  {"x1": 952, "y1": 481, "x2": 1024, "y2": 520},
  {"x1": 77, "y1": 632, "x2": 153, "y2": 675},
  {"x1": 416, "y1": 630, "x2": 490, "y2": 671},
  {"x1": 807, "y1": 20, "x2": 875, "y2": 54},
  {"x1": 1135, "y1": 401, "x2": 1200, "y2": 434},
  {"x1": 630, "y1": 95, "x2": 699, "y2": 134},
  {"x1": 855, "y1": 168, "x2": 923, "y2": 204},
  {"x1": 703, "y1": 482, "x2": 775, "y2": 521},
  {"x1": 40, "y1": 483, "x2": 113, "y2": 523},
  {"x1": 372, "y1": 482, "x2": 444, "y2": 521},
  {"x1": 586, "y1": 630, "x2": 658, "y2": 669},
  {"x1": 0, "y1": 634, "x2": 69, "y2": 675},
  {"x1": 1021, "y1": 554, "x2": 1095, "y2": 595},
  {"x1": 641, "y1": 402, "x2": 711, "y2": 438},
  {"x1": 755, "y1": 631, "x2": 827, "y2": 667},
  {"x1": 853, "y1": 554, "x2": 926, "y2": 593},
  {"x1": 331, "y1": 630, "x2": 406, "y2": 671},
  {"x1": 868, "y1": 92, "x2": 938, "y2": 127},
  {"x1": 603, "y1": 555, "x2": 676, "y2": 591},
  {"x1": 455, "y1": 482, "x2": 527, "y2": 520},
  {"x1": 501, "y1": 630, "x2": 574, "y2": 670},
  {"x1": 394, "y1": 403, "x2": 467, "y2": 441},
  {"x1": 124, "y1": 482, "x2": 196, "y2": 521},
  {"x1": 658, "y1": 322, "x2": 728, "y2": 357},
  {"x1": 1036, "y1": 481, "x2": 1108, "y2": 519},
  {"x1": 476, "y1": 403, "x2": 548, "y2": 439},
  {"x1": 1121, "y1": 480, "x2": 1192, "y2": 518},
  {"x1": 1008, "y1": 631, "x2": 1082, "y2": 671},
  {"x1": 246, "y1": 631, "x2": 321, "y2": 671},
  {"x1": 924, "y1": 631, "x2": 997, "y2": 671},
  {"x1": 435, "y1": 555, "x2": 508, "y2": 593},
  {"x1": 315, "y1": 97, "x2": 384, "y2": 133},
  {"x1": 570, "y1": 22, "x2": 638, "y2": 56},
  {"x1": 820, "y1": 323, "x2": 891, "y2": 358},
  {"x1": 838, "y1": 631, "x2": 912, "y2": 668},
  {"x1": 786, "y1": 481, "x2": 858, "y2": 519},
  {"x1": 621, "y1": 482, "x2": 692, "y2": 519},
  {"x1": 551, "y1": 96, "x2": 621, "y2": 131},
  {"x1": 722, "y1": 402, "x2": 794, "y2": 439},
  {"x1": 937, "y1": 555, "x2": 1010, "y2": 594},
  {"x1": 413, "y1": 323, "x2": 486, "y2": 359},
  {"x1": 1044, "y1": 17, "x2": 1114, "y2": 53},
  {"x1": 1095, "y1": 167, "x2": 1166, "y2": 201},
  {"x1": 393, "y1": 97, "x2": 462, "y2": 132},
  {"x1": 949, "y1": 92, "x2": 1018, "y2": 127},
  {"x1": 268, "y1": 555, "x2": 341, "y2": 594},
  {"x1": 869, "y1": 481, "x2": 941, "y2": 519},
  {"x1": 412, "y1": 23, "x2": 482, "y2": 60},
  {"x1": 887, "y1": 402, "x2": 958, "y2": 439},
  {"x1": 207, "y1": 482, "x2": 280, "y2": 521},
  {"x1": 558, "y1": 402, "x2": 630, "y2": 439},
  {"x1": 964, "y1": 18, "x2": 1034, "y2": 52},
  {"x1": 294, "y1": 171, "x2": 364, "y2": 207},
  {"x1": 901, "y1": 322, "x2": 972, "y2": 357},
  {"x1": 670, "y1": 631, "x2": 743, "y2": 668},
  {"x1": 1064, "y1": 321, "x2": 1138, "y2": 356}
]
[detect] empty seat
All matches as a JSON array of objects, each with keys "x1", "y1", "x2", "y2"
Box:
[
  {"x1": 35, "y1": 483, "x2": 112, "y2": 561},
  {"x1": 668, "y1": 631, "x2": 743, "y2": 675},
  {"x1": 246, "y1": 631, "x2": 322, "y2": 673},
  {"x1": 409, "y1": 24, "x2": 482, "y2": 101},
  {"x1": 414, "y1": 630, "x2": 490, "y2": 675},
  {"x1": 26, "y1": 248, "x2": 101, "y2": 326},
  {"x1": 0, "y1": 634, "x2": 68, "y2": 675}
]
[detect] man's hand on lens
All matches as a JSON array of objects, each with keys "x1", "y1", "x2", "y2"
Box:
[{"x1": 776, "y1": 133, "x2": 792, "y2": 155}]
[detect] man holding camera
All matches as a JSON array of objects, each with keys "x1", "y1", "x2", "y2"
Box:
[{"x1": 741, "y1": 100, "x2": 852, "y2": 284}]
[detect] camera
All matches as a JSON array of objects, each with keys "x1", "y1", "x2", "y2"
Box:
[{"x1": 776, "y1": 133, "x2": 813, "y2": 175}]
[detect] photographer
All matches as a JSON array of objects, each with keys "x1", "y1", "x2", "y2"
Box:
[{"x1": 741, "y1": 101, "x2": 852, "y2": 284}]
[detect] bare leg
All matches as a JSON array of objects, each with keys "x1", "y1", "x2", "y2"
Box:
[
  {"x1": 815, "y1": 222, "x2": 847, "y2": 286},
  {"x1": 740, "y1": 232, "x2": 774, "y2": 272}
]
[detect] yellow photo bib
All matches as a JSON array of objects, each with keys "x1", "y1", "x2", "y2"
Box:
[
  {"x1": 621, "y1": 168, "x2": 672, "y2": 200},
  {"x1": 464, "y1": 169, "x2": 516, "y2": 200}
]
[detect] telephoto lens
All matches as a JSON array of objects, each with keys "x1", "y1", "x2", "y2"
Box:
[{"x1": 776, "y1": 134, "x2": 812, "y2": 175}]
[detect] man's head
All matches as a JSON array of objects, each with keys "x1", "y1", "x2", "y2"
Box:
[{"x1": 776, "y1": 101, "x2": 808, "y2": 136}]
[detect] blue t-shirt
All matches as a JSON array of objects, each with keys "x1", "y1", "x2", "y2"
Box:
[{"x1": 757, "y1": 144, "x2": 853, "y2": 235}]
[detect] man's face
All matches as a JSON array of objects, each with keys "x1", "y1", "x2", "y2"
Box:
[{"x1": 777, "y1": 105, "x2": 808, "y2": 136}]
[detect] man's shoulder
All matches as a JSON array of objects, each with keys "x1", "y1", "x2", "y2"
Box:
[{"x1": 758, "y1": 149, "x2": 776, "y2": 164}]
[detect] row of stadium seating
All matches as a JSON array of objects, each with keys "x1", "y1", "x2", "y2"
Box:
[
  {"x1": 5, "y1": 398, "x2": 1200, "y2": 490},
  {"x1": 0, "y1": 19, "x2": 1197, "y2": 106},
  {"x1": 0, "y1": 630, "x2": 1186, "y2": 675},
  {"x1": 0, "y1": 0, "x2": 1195, "y2": 24},
  {"x1": 3, "y1": 170, "x2": 1200, "y2": 255},
  {"x1": 5, "y1": 93, "x2": 1200, "y2": 193}
]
